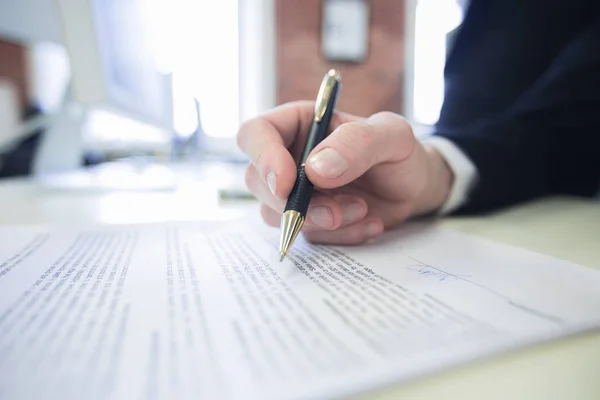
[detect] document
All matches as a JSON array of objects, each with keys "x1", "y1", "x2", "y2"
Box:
[{"x1": 1, "y1": 220, "x2": 600, "y2": 400}]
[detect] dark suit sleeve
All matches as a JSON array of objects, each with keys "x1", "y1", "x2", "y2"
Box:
[{"x1": 434, "y1": 13, "x2": 600, "y2": 214}]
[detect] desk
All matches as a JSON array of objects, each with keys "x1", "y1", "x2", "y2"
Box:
[{"x1": 0, "y1": 165, "x2": 599, "y2": 400}]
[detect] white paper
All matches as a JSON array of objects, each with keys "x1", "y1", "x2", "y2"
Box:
[{"x1": 1, "y1": 220, "x2": 600, "y2": 400}]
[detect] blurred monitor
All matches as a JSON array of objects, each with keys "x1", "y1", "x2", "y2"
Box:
[
  {"x1": 60, "y1": 0, "x2": 172, "y2": 129},
  {"x1": 34, "y1": 0, "x2": 175, "y2": 174}
]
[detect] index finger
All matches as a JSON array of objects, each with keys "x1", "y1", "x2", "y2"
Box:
[
  {"x1": 236, "y1": 101, "x2": 358, "y2": 198},
  {"x1": 236, "y1": 101, "x2": 315, "y2": 198}
]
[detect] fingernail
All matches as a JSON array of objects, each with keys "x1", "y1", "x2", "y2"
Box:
[
  {"x1": 309, "y1": 148, "x2": 349, "y2": 178},
  {"x1": 342, "y1": 202, "x2": 364, "y2": 224},
  {"x1": 308, "y1": 206, "x2": 334, "y2": 229},
  {"x1": 267, "y1": 170, "x2": 277, "y2": 196},
  {"x1": 366, "y1": 222, "x2": 381, "y2": 237}
]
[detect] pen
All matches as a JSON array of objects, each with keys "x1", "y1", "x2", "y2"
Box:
[{"x1": 279, "y1": 69, "x2": 342, "y2": 261}]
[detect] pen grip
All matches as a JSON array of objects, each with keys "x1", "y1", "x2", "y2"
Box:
[{"x1": 284, "y1": 165, "x2": 314, "y2": 216}]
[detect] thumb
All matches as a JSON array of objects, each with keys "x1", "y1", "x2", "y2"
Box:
[{"x1": 305, "y1": 111, "x2": 416, "y2": 189}]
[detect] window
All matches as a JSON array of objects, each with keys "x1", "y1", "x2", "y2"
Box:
[
  {"x1": 406, "y1": 0, "x2": 464, "y2": 129},
  {"x1": 145, "y1": 0, "x2": 240, "y2": 139}
]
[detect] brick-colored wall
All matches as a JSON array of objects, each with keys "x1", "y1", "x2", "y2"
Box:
[
  {"x1": 275, "y1": 0, "x2": 405, "y2": 117},
  {"x1": 0, "y1": 38, "x2": 28, "y2": 110}
]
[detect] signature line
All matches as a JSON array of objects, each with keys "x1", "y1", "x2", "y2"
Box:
[{"x1": 407, "y1": 256, "x2": 564, "y2": 325}]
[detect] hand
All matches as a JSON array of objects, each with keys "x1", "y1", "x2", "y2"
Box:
[{"x1": 236, "y1": 101, "x2": 454, "y2": 245}]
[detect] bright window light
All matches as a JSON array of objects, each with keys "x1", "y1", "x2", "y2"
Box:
[
  {"x1": 192, "y1": 0, "x2": 239, "y2": 138},
  {"x1": 413, "y1": 0, "x2": 463, "y2": 126},
  {"x1": 144, "y1": 0, "x2": 240, "y2": 139},
  {"x1": 172, "y1": 70, "x2": 198, "y2": 138},
  {"x1": 142, "y1": 0, "x2": 177, "y2": 75}
]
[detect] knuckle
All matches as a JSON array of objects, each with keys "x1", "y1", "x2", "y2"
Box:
[
  {"x1": 370, "y1": 111, "x2": 412, "y2": 135},
  {"x1": 339, "y1": 122, "x2": 375, "y2": 152},
  {"x1": 335, "y1": 121, "x2": 377, "y2": 167},
  {"x1": 254, "y1": 141, "x2": 279, "y2": 173},
  {"x1": 290, "y1": 100, "x2": 314, "y2": 109},
  {"x1": 348, "y1": 121, "x2": 376, "y2": 145},
  {"x1": 368, "y1": 111, "x2": 415, "y2": 161},
  {"x1": 370, "y1": 111, "x2": 398, "y2": 121}
]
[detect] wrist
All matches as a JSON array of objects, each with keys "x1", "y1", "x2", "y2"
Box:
[{"x1": 412, "y1": 144, "x2": 454, "y2": 216}]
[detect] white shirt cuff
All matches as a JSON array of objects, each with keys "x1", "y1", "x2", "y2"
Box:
[{"x1": 421, "y1": 136, "x2": 478, "y2": 215}]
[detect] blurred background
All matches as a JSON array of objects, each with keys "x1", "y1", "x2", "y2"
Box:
[{"x1": 0, "y1": 0, "x2": 465, "y2": 192}]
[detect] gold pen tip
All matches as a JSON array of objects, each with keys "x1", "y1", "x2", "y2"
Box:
[
  {"x1": 280, "y1": 253, "x2": 286, "y2": 262},
  {"x1": 328, "y1": 69, "x2": 342, "y2": 81}
]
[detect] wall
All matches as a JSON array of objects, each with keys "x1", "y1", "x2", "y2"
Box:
[
  {"x1": 275, "y1": 0, "x2": 406, "y2": 117},
  {"x1": 0, "y1": 0, "x2": 66, "y2": 112},
  {"x1": 0, "y1": 38, "x2": 28, "y2": 110}
]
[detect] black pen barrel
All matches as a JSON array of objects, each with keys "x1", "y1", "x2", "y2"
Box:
[
  {"x1": 299, "y1": 98, "x2": 337, "y2": 164},
  {"x1": 284, "y1": 164, "x2": 314, "y2": 216}
]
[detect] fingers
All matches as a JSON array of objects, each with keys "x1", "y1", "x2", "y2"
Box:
[
  {"x1": 237, "y1": 101, "x2": 314, "y2": 151},
  {"x1": 303, "y1": 218, "x2": 384, "y2": 245},
  {"x1": 247, "y1": 165, "x2": 349, "y2": 230},
  {"x1": 305, "y1": 111, "x2": 416, "y2": 189},
  {"x1": 258, "y1": 191, "x2": 368, "y2": 230},
  {"x1": 237, "y1": 124, "x2": 296, "y2": 200},
  {"x1": 237, "y1": 101, "x2": 361, "y2": 199},
  {"x1": 245, "y1": 165, "x2": 285, "y2": 212},
  {"x1": 261, "y1": 201, "x2": 384, "y2": 245}
]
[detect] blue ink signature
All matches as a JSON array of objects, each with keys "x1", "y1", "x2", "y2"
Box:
[{"x1": 406, "y1": 264, "x2": 470, "y2": 282}]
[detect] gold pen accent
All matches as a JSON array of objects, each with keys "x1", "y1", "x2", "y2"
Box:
[
  {"x1": 279, "y1": 210, "x2": 304, "y2": 261},
  {"x1": 314, "y1": 69, "x2": 342, "y2": 122}
]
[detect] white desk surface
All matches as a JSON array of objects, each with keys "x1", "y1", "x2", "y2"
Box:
[{"x1": 1, "y1": 163, "x2": 599, "y2": 400}]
